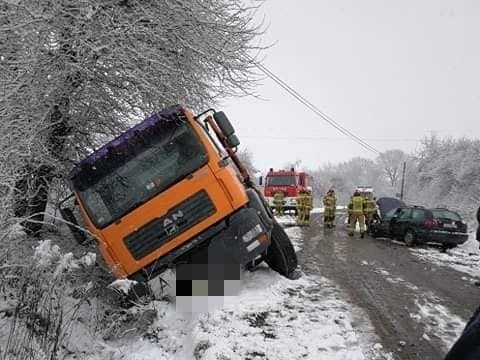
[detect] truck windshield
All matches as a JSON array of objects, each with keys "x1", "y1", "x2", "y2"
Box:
[
  {"x1": 74, "y1": 122, "x2": 208, "y2": 228},
  {"x1": 266, "y1": 175, "x2": 296, "y2": 186}
]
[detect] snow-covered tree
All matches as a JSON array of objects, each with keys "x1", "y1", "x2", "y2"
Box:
[
  {"x1": 0, "y1": 0, "x2": 265, "y2": 232},
  {"x1": 311, "y1": 157, "x2": 390, "y2": 205},
  {"x1": 237, "y1": 148, "x2": 258, "y2": 176},
  {"x1": 405, "y1": 136, "x2": 480, "y2": 222}
]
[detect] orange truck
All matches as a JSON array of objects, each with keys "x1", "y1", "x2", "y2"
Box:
[{"x1": 59, "y1": 105, "x2": 297, "y2": 287}]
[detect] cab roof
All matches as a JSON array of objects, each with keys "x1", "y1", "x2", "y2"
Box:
[{"x1": 68, "y1": 104, "x2": 185, "y2": 181}]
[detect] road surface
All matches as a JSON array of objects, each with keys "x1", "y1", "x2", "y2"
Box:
[{"x1": 296, "y1": 210, "x2": 479, "y2": 360}]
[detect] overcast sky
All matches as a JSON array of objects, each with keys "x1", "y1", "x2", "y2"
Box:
[{"x1": 222, "y1": 0, "x2": 480, "y2": 173}]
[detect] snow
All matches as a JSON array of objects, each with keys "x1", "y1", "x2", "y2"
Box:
[
  {"x1": 413, "y1": 293, "x2": 465, "y2": 351},
  {"x1": 410, "y1": 233, "x2": 480, "y2": 279},
  {"x1": 56, "y1": 222, "x2": 392, "y2": 360},
  {"x1": 33, "y1": 239, "x2": 62, "y2": 267},
  {"x1": 274, "y1": 214, "x2": 297, "y2": 227},
  {"x1": 366, "y1": 263, "x2": 464, "y2": 350},
  {"x1": 110, "y1": 279, "x2": 138, "y2": 295},
  {"x1": 7, "y1": 217, "x2": 472, "y2": 359},
  {"x1": 83, "y1": 269, "x2": 391, "y2": 360},
  {"x1": 33, "y1": 239, "x2": 98, "y2": 273},
  {"x1": 311, "y1": 205, "x2": 346, "y2": 214}
]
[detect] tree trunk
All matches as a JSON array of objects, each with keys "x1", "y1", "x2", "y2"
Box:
[{"x1": 14, "y1": 165, "x2": 54, "y2": 235}]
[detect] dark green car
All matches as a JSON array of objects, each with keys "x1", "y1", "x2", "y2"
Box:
[{"x1": 370, "y1": 203, "x2": 468, "y2": 248}]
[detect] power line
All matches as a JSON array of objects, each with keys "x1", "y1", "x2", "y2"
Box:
[
  {"x1": 242, "y1": 135, "x2": 421, "y2": 142},
  {"x1": 249, "y1": 57, "x2": 381, "y2": 154}
]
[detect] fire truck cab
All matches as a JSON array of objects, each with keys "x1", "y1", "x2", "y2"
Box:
[
  {"x1": 355, "y1": 186, "x2": 374, "y2": 200},
  {"x1": 263, "y1": 168, "x2": 311, "y2": 213}
]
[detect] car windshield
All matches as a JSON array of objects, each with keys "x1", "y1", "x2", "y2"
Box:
[
  {"x1": 73, "y1": 121, "x2": 208, "y2": 228},
  {"x1": 266, "y1": 175, "x2": 296, "y2": 186},
  {"x1": 431, "y1": 209, "x2": 461, "y2": 222}
]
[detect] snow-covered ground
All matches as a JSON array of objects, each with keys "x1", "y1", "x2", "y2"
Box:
[
  {"x1": 311, "y1": 206, "x2": 346, "y2": 214},
  {"x1": 410, "y1": 233, "x2": 480, "y2": 280},
  {"x1": 413, "y1": 293, "x2": 465, "y2": 352},
  {"x1": 88, "y1": 271, "x2": 392, "y2": 360},
  {"x1": 363, "y1": 263, "x2": 465, "y2": 351},
  {"x1": 0, "y1": 224, "x2": 396, "y2": 360},
  {"x1": 72, "y1": 225, "x2": 392, "y2": 359}
]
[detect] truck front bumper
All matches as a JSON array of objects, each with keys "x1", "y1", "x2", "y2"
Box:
[{"x1": 129, "y1": 207, "x2": 272, "y2": 283}]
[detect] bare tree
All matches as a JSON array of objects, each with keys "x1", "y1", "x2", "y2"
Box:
[
  {"x1": 0, "y1": 0, "x2": 265, "y2": 233},
  {"x1": 377, "y1": 149, "x2": 407, "y2": 188}
]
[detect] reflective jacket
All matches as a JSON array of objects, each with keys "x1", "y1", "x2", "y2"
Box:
[
  {"x1": 363, "y1": 198, "x2": 377, "y2": 214},
  {"x1": 273, "y1": 192, "x2": 285, "y2": 204},
  {"x1": 304, "y1": 194, "x2": 313, "y2": 209},
  {"x1": 323, "y1": 194, "x2": 336, "y2": 209},
  {"x1": 296, "y1": 194, "x2": 305, "y2": 208},
  {"x1": 349, "y1": 195, "x2": 364, "y2": 215}
]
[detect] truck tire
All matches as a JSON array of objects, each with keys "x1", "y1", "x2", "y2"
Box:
[{"x1": 265, "y1": 221, "x2": 298, "y2": 278}]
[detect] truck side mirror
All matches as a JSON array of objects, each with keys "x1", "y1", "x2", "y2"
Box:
[
  {"x1": 213, "y1": 111, "x2": 235, "y2": 137},
  {"x1": 226, "y1": 134, "x2": 240, "y2": 148},
  {"x1": 259, "y1": 176, "x2": 263, "y2": 186}
]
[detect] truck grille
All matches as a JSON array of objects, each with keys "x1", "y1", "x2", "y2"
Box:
[{"x1": 124, "y1": 191, "x2": 215, "y2": 260}]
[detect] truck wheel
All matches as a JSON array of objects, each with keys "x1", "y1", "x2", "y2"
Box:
[{"x1": 265, "y1": 221, "x2": 298, "y2": 278}]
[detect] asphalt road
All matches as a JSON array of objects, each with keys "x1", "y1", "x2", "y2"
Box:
[{"x1": 297, "y1": 211, "x2": 479, "y2": 360}]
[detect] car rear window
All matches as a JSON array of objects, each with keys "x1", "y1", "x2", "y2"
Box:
[{"x1": 431, "y1": 209, "x2": 461, "y2": 221}]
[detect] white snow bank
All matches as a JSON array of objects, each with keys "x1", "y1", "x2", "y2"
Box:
[
  {"x1": 82, "y1": 270, "x2": 392, "y2": 360},
  {"x1": 410, "y1": 233, "x2": 480, "y2": 278}
]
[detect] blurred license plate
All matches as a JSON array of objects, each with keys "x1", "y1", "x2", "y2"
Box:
[{"x1": 443, "y1": 223, "x2": 456, "y2": 229}]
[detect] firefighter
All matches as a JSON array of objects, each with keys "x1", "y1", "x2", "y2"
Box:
[
  {"x1": 303, "y1": 187, "x2": 313, "y2": 225},
  {"x1": 363, "y1": 195, "x2": 377, "y2": 231},
  {"x1": 347, "y1": 190, "x2": 366, "y2": 237},
  {"x1": 273, "y1": 191, "x2": 286, "y2": 216},
  {"x1": 323, "y1": 188, "x2": 337, "y2": 228},
  {"x1": 296, "y1": 190, "x2": 306, "y2": 225}
]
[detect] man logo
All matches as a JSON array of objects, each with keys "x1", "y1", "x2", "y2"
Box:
[
  {"x1": 165, "y1": 224, "x2": 179, "y2": 236},
  {"x1": 163, "y1": 210, "x2": 184, "y2": 236}
]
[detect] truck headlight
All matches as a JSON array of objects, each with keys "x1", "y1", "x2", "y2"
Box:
[{"x1": 242, "y1": 224, "x2": 263, "y2": 243}]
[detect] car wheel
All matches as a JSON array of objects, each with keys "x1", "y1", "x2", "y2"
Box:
[
  {"x1": 403, "y1": 230, "x2": 416, "y2": 247},
  {"x1": 265, "y1": 221, "x2": 298, "y2": 278}
]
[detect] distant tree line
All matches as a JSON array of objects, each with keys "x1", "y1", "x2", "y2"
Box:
[{"x1": 306, "y1": 136, "x2": 480, "y2": 223}]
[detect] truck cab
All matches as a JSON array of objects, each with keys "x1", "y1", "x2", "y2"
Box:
[
  {"x1": 62, "y1": 105, "x2": 297, "y2": 284},
  {"x1": 263, "y1": 168, "x2": 311, "y2": 213}
]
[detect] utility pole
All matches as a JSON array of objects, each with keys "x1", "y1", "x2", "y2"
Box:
[{"x1": 400, "y1": 161, "x2": 406, "y2": 201}]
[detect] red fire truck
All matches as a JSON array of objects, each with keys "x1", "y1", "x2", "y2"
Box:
[{"x1": 263, "y1": 168, "x2": 312, "y2": 213}]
